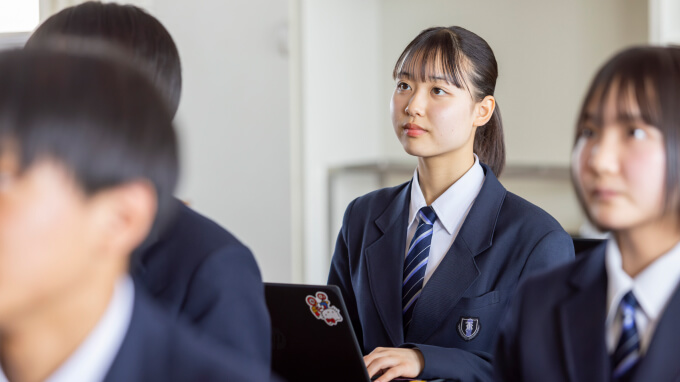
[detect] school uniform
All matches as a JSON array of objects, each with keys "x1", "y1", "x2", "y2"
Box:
[
  {"x1": 130, "y1": 198, "x2": 271, "y2": 369},
  {"x1": 328, "y1": 161, "x2": 574, "y2": 381},
  {"x1": 494, "y1": 239, "x2": 680, "y2": 382},
  {"x1": 0, "y1": 277, "x2": 267, "y2": 382}
]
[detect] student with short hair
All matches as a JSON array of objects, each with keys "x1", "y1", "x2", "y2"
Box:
[
  {"x1": 27, "y1": 2, "x2": 271, "y2": 369},
  {"x1": 0, "y1": 46, "x2": 265, "y2": 382},
  {"x1": 328, "y1": 26, "x2": 574, "y2": 382},
  {"x1": 495, "y1": 46, "x2": 680, "y2": 381}
]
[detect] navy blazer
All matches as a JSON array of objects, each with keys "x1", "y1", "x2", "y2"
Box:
[
  {"x1": 104, "y1": 286, "x2": 268, "y2": 382},
  {"x1": 131, "y1": 199, "x2": 270, "y2": 369},
  {"x1": 494, "y1": 241, "x2": 680, "y2": 382},
  {"x1": 328, "y1": 163, "x2": 574, "y2": 381}
]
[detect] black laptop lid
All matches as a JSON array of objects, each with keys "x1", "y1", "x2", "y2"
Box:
[{"x1": 265, "y1": 283, "x2": 370, "y2": 382}]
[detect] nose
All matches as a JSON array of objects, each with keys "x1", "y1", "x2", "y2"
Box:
[
  {"x1": 587, "y1": 129, "x2": 620, "y2": 175},
  {"x1": 404, "y1": 90, "x2": 425, "y2": 117}
]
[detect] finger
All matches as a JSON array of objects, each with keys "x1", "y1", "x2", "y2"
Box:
[
  {"x1": 374, "y1": 365, "x2": 407, "y2": 382},
  {"x1": 363, "y1": 347, "x2": 390, "y2": 365},
  {"x1": 365, "y1": 354, "x2": 399, "y2": 378}
]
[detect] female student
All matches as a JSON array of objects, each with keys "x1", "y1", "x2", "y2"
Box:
[
  {"x1": 495, "y1": 46, "x2": 680, "y2": 381},
  {"x1": 328, "y1": 26, "x2": 574, "y2": 382}
]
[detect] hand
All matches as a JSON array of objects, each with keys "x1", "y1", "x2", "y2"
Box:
[{"x1": 363, "y1": 347, "x2": 424, "y2": 382}]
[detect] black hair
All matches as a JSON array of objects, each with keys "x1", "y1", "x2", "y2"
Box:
[
  {"x1": 26, "y1": 1, "x2": 182, "y2": 117},
  {"x1": 0, "y1": 47, "x2": 179, "y2": 237},
  {"x1": 575, "y1": 46, "x2": 680, "y2": 210},
  {"x1": 393, "y1": 26, "x2": 505, "y2": 176}
]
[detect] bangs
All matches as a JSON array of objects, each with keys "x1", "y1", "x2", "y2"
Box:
[
  {"x1": 392, "y1": 28, "x2": 471, "y2": 91},
  {"x1": 577, "y1": 48, "x2": 675, "y2": 136},
  {"x1": 579, "y1": 75, "x2": 660, "y2": 131}
]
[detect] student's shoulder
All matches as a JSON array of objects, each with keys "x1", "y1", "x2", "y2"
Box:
[
  {"x1": 168, "y1": 198, "x2": 245, "y2": 250},
  {"x1": 344, "y1": 181, "x2": 410, "y2": 218},
  {"x1": 133, "y1": 198, "x2": 258, "y2": 292},
  {"x1": 105, "y1": 290, "x2": 265, "y2": 382},
  {"x1": 148, "y1": 198, "x2": 252, "y2": 264},
  {"x1": 517, "y1": 247, "x2": 597, "y2": 301},
  {"x1": 495, "y1": 191, "x2": 568, "y2": 240}
]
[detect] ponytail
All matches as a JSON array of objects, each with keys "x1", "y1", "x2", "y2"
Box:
[{"x1": 474, "y1": 103, "x2": 505, "y2": 177}]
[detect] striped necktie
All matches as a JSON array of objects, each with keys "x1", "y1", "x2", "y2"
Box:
[
  {"x1": 612, "y1": 291, "x2": 641, "y2": 381},
  {"x1": 402, "y1": 206, "x2": 437, "y2": 332}
]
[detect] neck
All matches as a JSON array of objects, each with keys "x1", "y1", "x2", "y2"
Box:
[
  {"x1": 614, "y1": 214, "x2": 680, "y2": 278},
  {"x1": 417, "y1": 151, "x2": 475, "y2": 205},
  {"x1": 0, "y1": 273, "x2": 119, "y2": 382}
]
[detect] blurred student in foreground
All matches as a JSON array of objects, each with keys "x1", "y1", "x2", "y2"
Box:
[
  {"x1": 0, "y1": 46, "x2": 266, "y2": 381},
  {"x1": 495, "y1": 46, "x2": 680, "y2": 381},
  {"x1": 27, "y1": 2, "x2": 271, "y2": 369}
]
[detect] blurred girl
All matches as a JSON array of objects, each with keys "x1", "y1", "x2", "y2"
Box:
[{"x1": 495, "y1": 46, "x2": 680, "y2": 381}]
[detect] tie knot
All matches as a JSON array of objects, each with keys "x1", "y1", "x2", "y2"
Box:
[
  {"x1": 620, "y1": 291, "x2": 638, "y2": 310},
  {"x1": 418, "y1": 206, "x2": 437, "y2": 225}
]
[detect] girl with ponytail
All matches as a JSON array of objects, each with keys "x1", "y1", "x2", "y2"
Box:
[{"x1": 328, "y1": 26, "x2": 574, "y2": 381}]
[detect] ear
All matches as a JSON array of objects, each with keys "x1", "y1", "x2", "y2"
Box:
[
  {"x1": 90, "y1": 180, "x2": 157, "y2": 262},
  {"x1": 473, "y1": 95, "x2": 496, "y2": 127}
]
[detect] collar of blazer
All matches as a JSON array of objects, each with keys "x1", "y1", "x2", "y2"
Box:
[
  {"x1": 366, "y1": 163, "x2": 507, "y2": 346},
  {"x1": 560, "y1": 242, "x2": 680, "y2": 382},
  {"x1": 128, "y1": 197, "x2": 183, "y2": 295}
]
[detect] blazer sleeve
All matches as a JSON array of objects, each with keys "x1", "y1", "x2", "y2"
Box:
[
  {"x1": 404, "y1": 343, "x2": 493, "y2": 381},
  {"x1": 407, "y1": 230, "x2": 574, "y2": 381},
  {"x1": 519, "y1": 229, "x2": 574, "y2": 281},
  {"x1": 327, "y1": 198, "x2": 365, "y2": 353},
  {"x1": 493, "y1": 280, "x2": 526, "y2": 382},
  {"x1": 181, "y1": 243, "x2": 272, "y2": 370}
]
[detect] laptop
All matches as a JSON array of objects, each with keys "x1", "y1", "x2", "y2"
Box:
[{"x1": 265, "y1": 283, "x2": 372, "y2": 382}]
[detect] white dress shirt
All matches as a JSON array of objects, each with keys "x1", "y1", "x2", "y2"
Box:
[
  {"x1": 405, "y1": 155, "x2": 485, "y2": 286},
  {"x1": 0, "y1": 276, "x2": 135, "y2": 382},
  {"x1": 605, "y1": 239, "x2": 680, "y2": 354}
]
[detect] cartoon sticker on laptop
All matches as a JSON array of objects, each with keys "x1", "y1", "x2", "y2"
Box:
[{"x1": 305, "y1": 292, "x2": 344, "y2": 326}]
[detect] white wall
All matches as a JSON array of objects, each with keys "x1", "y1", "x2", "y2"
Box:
[
  {"x1": 650, "y1": 0, "x2": 680, "y2": 44},
  {"x1": 151, "y1": 0, "x2": 292, "y2": 282},
  {"x1": 300, "y1": 0, "x2": 383, "y2": 283}
]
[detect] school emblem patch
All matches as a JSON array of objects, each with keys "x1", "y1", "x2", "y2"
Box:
[
  {"x1": 457, "y1": 317, "x2": 480, "y2": 341},
  {"x1": 305, "y1": 292, "x2": 344, "y2": 326}
]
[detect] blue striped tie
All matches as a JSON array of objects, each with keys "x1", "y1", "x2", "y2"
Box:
[
  {"x1": 612, "y1": 291, "x2": 641, "y2": 381},
  {"x1": 402, "y1": 206, "x2": 437, "y2": 332}
]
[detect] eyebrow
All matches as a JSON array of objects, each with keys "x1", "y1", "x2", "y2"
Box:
[{"x1": 396, "y1": 71, "x2": 451, "y2": 83}]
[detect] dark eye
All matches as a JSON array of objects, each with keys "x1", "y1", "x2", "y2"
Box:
[
  {"x1": 580, "y1": 126, "x2": 595, "y2": 138},
  {"x1": 628, "y1": 127, "x2": 647, "y2": 140},
  {"x1": 397, "y1": 82, "x2": 411, "y2": 91},
  {"x1": 432, "y1": 87, "x2": 447, "y2": 95}
]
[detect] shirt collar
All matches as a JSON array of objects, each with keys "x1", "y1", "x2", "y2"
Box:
[
  {"x1": 606, "y1": 238, "x2": 680, "y2": 325},
  {"x1": 409, "y1": 154, "x2": 485, "y2": 234},
  {"x1": 0, "y1": 276, "x2": 135, "y2": 382}
]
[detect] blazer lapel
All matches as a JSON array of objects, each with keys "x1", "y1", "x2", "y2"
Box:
[
  {"x1": 631, "y1": 284, "x2": 680, "y2": 381},
  {"x1": 365, "y1": 183, "x2": 411, "y2": 346},
  {"x1": 558, "y1": 245, "x2": 610, "y2": 382},
  {"x1": 405, "y1": 164, "x2": 506, "y2": 343}
]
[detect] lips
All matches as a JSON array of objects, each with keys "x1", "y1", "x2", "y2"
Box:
[
  {"x1": 591, "y1": 188, "x2": 622, "y2": 201},
  {"x1": 404, "y1": 123, "x2": 426, "y2": 137}
]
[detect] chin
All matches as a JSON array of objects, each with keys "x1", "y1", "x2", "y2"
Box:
[
  {"x1": 401, "y1": 143, "x2": 427, "y2": 158},
  {"x1": 588, "y1": 211, "x2": 633, "y2": 232}
]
